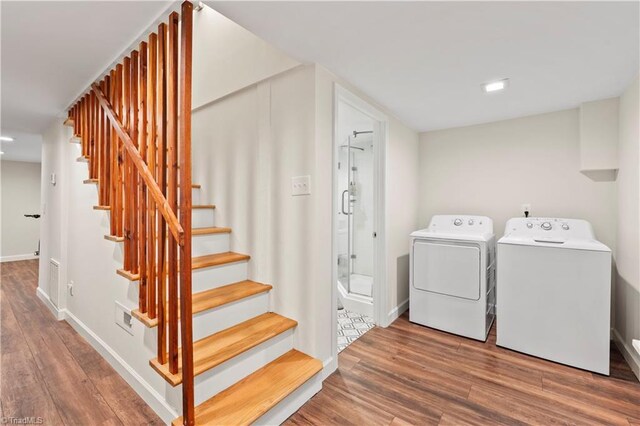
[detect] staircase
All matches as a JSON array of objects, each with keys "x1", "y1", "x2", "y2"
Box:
[{"x1": 63, "y1": 2, "x2": 322, "y2": 424}]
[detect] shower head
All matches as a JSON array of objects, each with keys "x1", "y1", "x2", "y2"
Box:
[{"x1": 353, "y1": 130, "x2": 373, "y2": 138}]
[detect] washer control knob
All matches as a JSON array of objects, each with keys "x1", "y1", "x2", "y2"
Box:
[
  {"x1": 454, "y1": 218, "x2": 463, "y2": 226},
  {"x1": 562, "y1": 223, "x2": 570, "y2": 230},
  {"x1": 526, "y1": 222, "x2": 533, "y2": 229},
  {"x1": 468, "y1": 219, "x2": 474, "y2": 225},
  {"x1": 541, "y1": 222, "x2": 552, "y2": 231}
]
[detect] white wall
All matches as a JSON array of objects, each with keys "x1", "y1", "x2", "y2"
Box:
[
  {"x1": 1, "y1": 160, "x2": 42, "y2": 260},
  {"x1": 419, "y1": 108, "x2": 617, "y2": 250},
  {"x1": 193, "y1": 5, "x2": 300, "y2": 109},
  {"x1": 615, "y1": 74, "x2": 640, "y2": 377}
]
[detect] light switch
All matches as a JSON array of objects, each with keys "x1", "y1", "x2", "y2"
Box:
[{"x1": 291, "y1": 175, "x2": 311, "y2": 196}]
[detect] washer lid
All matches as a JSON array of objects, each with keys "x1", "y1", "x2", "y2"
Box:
[{"x1": 499, "y1": 217, "x2": 610, "y2": 252}]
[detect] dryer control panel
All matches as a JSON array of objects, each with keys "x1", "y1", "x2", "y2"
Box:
[
  {"x1": 504, "y1": 217, "x2": 595, "y2": 240},
  {"x1": 428, "y1": 215, "x2": 494, "y2": 234}
]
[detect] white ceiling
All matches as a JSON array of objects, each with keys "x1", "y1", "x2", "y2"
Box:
[
  {"x1": 1, "y1": 1, "x2": 171, "y2": 134},
  {"x1": 210, "y1": 1, "x2": 640, "y2": 132},
  {"x1": 0, "y1": 131, "x2": 43, "y2": 163}
]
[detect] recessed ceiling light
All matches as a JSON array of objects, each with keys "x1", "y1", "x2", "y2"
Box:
[
  {"x1": 0, "y1": 151, "x2": 4, "y2": 155},
  {"x1": 482, "y1": 79, "x2": 509, "y2": 93},
  {"x1": 0, "y1": 136, "x2": 14, "y2": 142}
]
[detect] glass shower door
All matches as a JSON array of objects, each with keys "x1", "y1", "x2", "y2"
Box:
[{"x1": 346, "y1": 134, "x2": 373, "y2": 298}]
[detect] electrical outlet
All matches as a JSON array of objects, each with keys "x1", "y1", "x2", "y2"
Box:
[
  {"x1": 291, "y1": 175, "x2": 311, "y2": 196},
  {"x1": 67, "y1": 281, "x2": 74, "y2": 296}
]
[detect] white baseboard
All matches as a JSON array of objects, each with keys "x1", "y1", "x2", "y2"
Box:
[
  {"x1": 63, "y1": 310, "x2": 179, "y2": 423},
  {"x1": 36, "y1": 287, "x2": 65, "y2": 320},
  {"x1": 1, "y1": 253, "x2": 38, "y2": 263},
  {"x1": 322, "y1": 356, "x2": 337, "y2": 380},
  {"x1": 386, "y1": 298, "x2": 409, "y2": 327},
  {"x1": 34, "y1": 288, "x2": 178, "y2": 423},
  {"x1": 612, "y1": 328, "x2": 640, "y2": 380}
]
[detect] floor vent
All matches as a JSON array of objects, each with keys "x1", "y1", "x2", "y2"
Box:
[{"x1": 49, "y1": 259, "x2": 60, "y2": 307}]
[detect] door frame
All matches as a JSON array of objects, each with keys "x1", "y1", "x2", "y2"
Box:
[{"x1": 331, "y1": 84, "x2": 388, "y2": 365}]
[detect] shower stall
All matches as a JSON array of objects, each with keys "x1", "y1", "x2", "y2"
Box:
[{"x1": 337, "y1": 129, "x2": 375, "y2": 317}]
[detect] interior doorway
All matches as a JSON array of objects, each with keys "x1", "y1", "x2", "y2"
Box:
[{"x1": 333, "y1": 85, "x2": 387, "y2": 355}]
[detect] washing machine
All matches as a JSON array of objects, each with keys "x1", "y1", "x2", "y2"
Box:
[
  {"x1": 497, "y1": 217, "x2": 611, "y2": 375},
  {"x1": 410, "y1": 215, "x2": 496, "y2": 341}
]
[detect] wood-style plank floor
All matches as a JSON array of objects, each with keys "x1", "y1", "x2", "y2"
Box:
[
  {"x1": 287, "y1": 312, "x2": 640, "y2": 426},
  {"x1": 0, "y1": 260, "x2": 162, "y2": 425}
]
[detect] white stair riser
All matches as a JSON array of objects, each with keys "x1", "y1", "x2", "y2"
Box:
[
  {"x1": 192, "y1": 188, "x2": 201, "y2": 205},
  {"x1": 192, "y1": 262, "x2": 248, "y2": 293},
  {"x1": 191, "y1": 330, "x2": 294, "y2": 406},
  {"x1": 192, "y1": 233, "x2": 230, "y2": 257},
  {"x1": 254, "y1": 372, "x2": 323, "y2": 426},
  {"x1": 107, "y1": 233, "x2": 228, "y2": 262},
  {"x1": 190, "y1": 293, "x2": 269, "y2": 341},
  {"x1": 192, "y1": 208, "x2": 215, "y2": 228}
]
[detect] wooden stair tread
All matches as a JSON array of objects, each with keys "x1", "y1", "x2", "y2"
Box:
[
  {"x1": 80, "y1": 177, "x2": 201, "y2": 190},
  {"x1": 193, "y1": 204, "x2": 215, "y2": 209},
  {"x1": 192, "y1": 252, "x2": 250, "y2": 270},
  {"x1": 76, "y1": 155, "x2": 89, "y2": 162},
  {"x1": 93, "y1": 205, "x2": 110, "y2": 211},
  {"x1": 172, "y1": 349, "x2": 322, "y2": 426},
  {"x1": 132, "y1": 280, "x2": 272, "y2": 327},
  {"x1": 116, "y1": 269, "x2": 139, "y2": 281},
  {"x1": 192, "y1": 227, "x2": 231, "y2": 235},
  {"x1": 63, "y1": 118, "x2": 74, "y2": 127},
  {"x1": 150, "y1": 312, "x2": 297, "y2": 386},
  {"x1": 106, "y1": 227, "x2": 232, "y2": 243}
]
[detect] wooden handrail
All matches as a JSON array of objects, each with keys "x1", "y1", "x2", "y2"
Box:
[{"x1": 91, "y1": 83, "x2": 185, "y2": 246}]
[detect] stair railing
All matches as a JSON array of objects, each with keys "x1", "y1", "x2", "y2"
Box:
[{"x1": 66, "y1": 2, "x2": 195, "y2": 424}]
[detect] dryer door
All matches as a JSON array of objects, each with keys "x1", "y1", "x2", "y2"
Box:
[{"x1": 413, "y1": 240, "x2": 480, "y2": 300}]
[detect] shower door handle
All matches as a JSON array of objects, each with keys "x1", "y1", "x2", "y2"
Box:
[{"x1": 341, "y1": 190, "x2": 351, "y2": 215}]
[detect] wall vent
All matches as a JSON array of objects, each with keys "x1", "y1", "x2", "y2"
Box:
[{"x1": 49, "y1": 259, "x2": 60, "y2": 308}]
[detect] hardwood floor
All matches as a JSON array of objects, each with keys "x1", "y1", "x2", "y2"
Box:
[
  {"x1": 3, "y1": 259, "x2": 638, "y2": 425},
  {"x1": 287, "y1": 313, "x2": 640, "y2": 426},
  {"x1": 0, "y1": 260, "x2": 162, "y2": 425}
]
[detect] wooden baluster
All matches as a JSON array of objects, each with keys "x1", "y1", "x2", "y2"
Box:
[
  {"x1": 87, "y1": 94, "x2": 91, "y2": 156},
  {"x1": 179, "y1": 2, "x2": 194, "y2": 424},
  {"x1": 109, "y1": 70, "x2": 118, "y2": 235},
  {"x1": 89, "y1": 93, "x2": 93, "y2": 158},
  {"x1": 138, "y1": 42, "x2": 148, "y2": 314},
  {"x1": 131, "y1": 50, "x2": 140, "y2": 276},
  {"x1": 82, "y1": 96, "x2": 87, "y2": 155},
  {"x1": 72, "y1": 104, "x2": 77, "y2": 136},
  {"x1": 123, "y1": 56, "x2": 132, "y2": 272},
  {"x1": 93, "y1": 90, "x2": 99, "y2": 182},
  {"x1": 156, "y1": 21, "x2": 168, "y2": 366},
  {"x1": 101, "y1": 77, "x2": 110, "y2": 206},
  {"x1": 90, "y1": 91, "x2": 96, "y2": 179},
  {"x1": 95, "y1": 89, "x2": 101, "y2": 182},
  {"x1": 167, "y1": 11, "x2": 179, "y2": 375},
  {"x1": 148, "y1": 33, "x2": 158, "y2": 321},
  {"x1": 116, "y1": 64, "x2": 125, "y2": 238}
]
